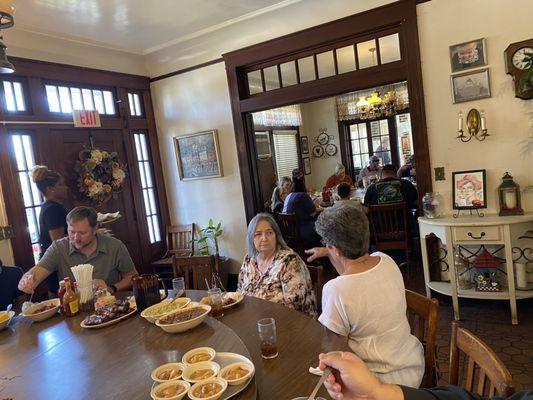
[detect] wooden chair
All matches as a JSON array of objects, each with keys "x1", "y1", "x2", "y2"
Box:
[
  {"x1": 307, "y1": 264, "x2": 325, "y2": 314},
  {"x1": 405, "y1": 289, "x2": 439, "y2": 388},
  {"x1": 172, "y1": 254, "x2": 220, "y2": 290},
  {"x1": 449, "y1": 321, "x2": 515, "y2": 397},
  {"x1": 276, "y1": 213, "x2": 303, "y2": 256},
  {"x1": 368, "y1": 202, "x2": 410, "y2": 267},
  {"x1": 152, "y1": 224, "x2": 195, "y2": 275}
]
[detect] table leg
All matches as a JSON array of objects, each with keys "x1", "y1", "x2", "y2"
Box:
[{"x1": 504, "y1": 225, "x2": 518, "y2": 325}]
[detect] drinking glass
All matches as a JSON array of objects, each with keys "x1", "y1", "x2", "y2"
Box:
[
  {"x1": 208, "y1": 287, "x2": 224, "y2": 318},
  {"x1": 172, "y1": 277, "x2": 186, "y2": 298},
  {"x1": 257, "y1": 318, "x2": 278, "y2": 359}
]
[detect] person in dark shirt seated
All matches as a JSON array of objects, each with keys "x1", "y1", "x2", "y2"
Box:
[
  {"x1": 319, "y1": 351, "x2": 532, "y2": 400},
  {"x1": 0, "y1": 260, "x2": 24, "y2": 310},
  {"x1": 398, "y1": 154, "x2": 416, "y2": 182}
]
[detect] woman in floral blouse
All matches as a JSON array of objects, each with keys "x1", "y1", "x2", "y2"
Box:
[{"x1": 237, "y1": 213, "x2": 316, "y2": 318}]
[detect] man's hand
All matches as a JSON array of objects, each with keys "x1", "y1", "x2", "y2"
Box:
[
  {"x1": 92, "y1": 279, "x2": 108, "y2": 291},
  {"x1": 18, "y1": 271, "x2": 36, "y2": 294},
  {"x1": 305, "y1": 247, "x2": 328, "y2": 262}
]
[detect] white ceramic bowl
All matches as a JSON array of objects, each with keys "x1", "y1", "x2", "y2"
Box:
[
  {"x1": 155, "y1": 305, "x2": 211, "y2": 334},
  {"x1": 151, "y1": 362, "x2": 186, "y2": 383},
  {"x1": 22, "y1": 299, "x2": 60, "y2": 322},
  {"x1": 150, "y1": 380, "x2": 190, "y2": 400},
  {"x1": 141, "y1": 298, "x2": 191, "y2": 324},
  {"x1": 218, "y1": 361, "x2": 255, "y2": 386},
  {"x1": 0, "y1": 311, "x2": 15, "y2": 331},
  {"x1": 182, "y1": 361, "x2": 220, "y2": 383},
  {"x1": 188, "y1": 378, "x2": 228, "y2": 400},
  {"x1": 182, "y1": 347, "x2": 216, "y2": 366}
]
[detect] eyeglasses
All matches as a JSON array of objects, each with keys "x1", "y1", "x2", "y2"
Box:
[{"x1": 372, "y1": 160, "x2": 380, "y2": 163}]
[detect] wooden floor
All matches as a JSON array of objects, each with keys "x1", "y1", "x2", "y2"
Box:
[{"x1": 405, "y1": 261, "x2": 533, "y2": 390}]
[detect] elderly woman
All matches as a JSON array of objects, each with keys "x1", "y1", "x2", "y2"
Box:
[
  {"x1": 270, "y1": 176, "x2": 292, "y2": 213},
  {"x1": 325, "y1": 163, "x2": 353, "y2": 189},
  {"x1": 238, "y1": 213, "x2": 316, "y2": 317},
  {"x1": 306, "y1": 204, "x2": 424, "y2": 388}
]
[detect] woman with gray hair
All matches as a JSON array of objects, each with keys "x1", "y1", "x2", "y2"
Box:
[
  {"x1": 324, "y1": 163, "x2": 353, "y2": 189},
  {"x1": 270, "y1": 176, "x2": 291, "y2": 213},
  {"x1": 305, "y1": 204, "x2": 424, "y2": 388},
  {"x1": 237, "y1": 213, "x2": 316, "y2": 317}
]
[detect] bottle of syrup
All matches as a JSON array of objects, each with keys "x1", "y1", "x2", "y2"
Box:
[{"x1": 63, "y1": 278, "x2": 79, "y2": 317}]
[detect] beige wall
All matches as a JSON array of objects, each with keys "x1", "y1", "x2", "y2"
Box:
[
  {"x1": 418, "y1": 0, "x2": 533, "y2": 214},
  {"x1": 150, "y1": 64, "x2": 247, "y2": 274}
]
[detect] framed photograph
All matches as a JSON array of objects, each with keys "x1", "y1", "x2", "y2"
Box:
[
  {"x1": 173, "y1": 130, "x2": 223, "y2": 180},
  {"x1": 301, "y1": 136, "x2": 309, "y2": 154},
  {"x1": 449, "y1": 38, "x2": 487, "y2": 73},
  {"x1": 452, "y1": 169, "x2": 487, "y2": 210},
  {"x1": 303, "y1": 157, "x2": 311, "y2": 175},
  {"x1": 451, "y1": 68, "x2": 491, "y2": 104}
]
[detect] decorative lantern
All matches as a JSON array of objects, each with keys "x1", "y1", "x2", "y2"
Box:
[
  {"x1": 473, "y1": 249, "x2": 501, "y2": 292},
  {"x1": 498, "y1": 172, "x2": 524, "y2": 216}
]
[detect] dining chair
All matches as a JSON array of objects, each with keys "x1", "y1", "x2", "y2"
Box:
[
  {"x1": 405, "y1": 289, "x2": 439, "y2": 388},
  {"x1": 367, "y1": 202, "x2": 410, "y2": 268},
  {"x1": 449, "y1": 321, "x2": 515, "y2": 397},
  {"x1": 276, "y1": 212, "x2": 303, "y2": 256},
  {"x1": 307, "y1": 264, "x2": 324, "y2": 314},
  {"x1": 152, "y1": 224, "x2": 195, "y2": 281},
  {"x1": 172, "y1": 254, "x2": 220, "y2": 290}
]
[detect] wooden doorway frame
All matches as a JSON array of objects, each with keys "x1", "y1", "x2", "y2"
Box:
[{"x1": 223, "y1": 0, "x2": 430, "y2": 222}]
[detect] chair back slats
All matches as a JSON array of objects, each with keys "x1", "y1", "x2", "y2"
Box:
[
  {"x1": 405, "y1": 289, "x2": 439, "y2": 388},
  {"x1": 167, "y1": 224, "x2": 195, "y2": 256},
  {"x1": 276, "y1": 213, "x2": 303, "y2": 256},
  {"x1": 449, "y1": 321, "x2": 515, "y2": 397},
  {"x1": 172, "y1": 255, "x2": 219, "y2": 290},
  {"x1": 368, "y1": 203, "x2": 410, "y2": 264}
]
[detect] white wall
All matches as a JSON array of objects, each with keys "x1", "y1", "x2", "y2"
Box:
[
  {"x1": 418, "y1": 0, "x2": 533, "y2": 214},
  {"x1": 150, "y1": 64, "x2": 247, "y2": 273}
]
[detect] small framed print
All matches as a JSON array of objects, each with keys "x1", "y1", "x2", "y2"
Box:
[
  {"x1": 449, "y1": 38, "x2": 487, "y2": 73},
  {"x1": 303, "y1": 157, "x2": 311, "y2": 175},
  {"x1": 301, "y1": 136, "x2": 309, "y2": 154},
  {"x1": 452, "y1": 169, "x2": 487, "y2": 210},
  {"x1": 451, "y1": 69, "x2": 491, "y2": 104}
]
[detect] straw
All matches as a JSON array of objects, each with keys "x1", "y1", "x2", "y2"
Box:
[
  {"x1": 205, "y1": 278, "x2": 210, "y2": 290},
  {"x1": 71, "y1": 264, "x2": 94, "y2": 304}
]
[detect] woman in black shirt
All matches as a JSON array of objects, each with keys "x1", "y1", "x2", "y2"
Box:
[{"x1": 32, "y1": 165, "x2": 68, "y2": 295}]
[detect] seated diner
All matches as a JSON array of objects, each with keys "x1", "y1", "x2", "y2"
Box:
[
  {"x1": 324, "y1": 163, "x2": 353, "y2": 190},
  {"x1": 270, "y1": 176, "x2": 292, "y2": 213}
]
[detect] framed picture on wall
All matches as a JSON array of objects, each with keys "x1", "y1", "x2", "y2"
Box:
[
  {"x1": 303, "y1": 157, "x2": 311, "y2": 175},
  {"x1": 452, "y1": 169, "x2": 487, "y2": 209},
  {"x1": 301, "y1": 136, "x2": 309, "y2": 154},
  {"x1": 173, "y1": 130, "x2": 223, "y2": 180},
  {"x1": 451, "y1": 68, "x2": 491, "y2": 103},
  {"x1": 449, "y1": 38, "x2": 487, "y2": 73}
]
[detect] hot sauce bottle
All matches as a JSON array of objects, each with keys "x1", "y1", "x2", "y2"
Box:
[{"x1": 63, "y1": 278, "x2": 79, "y2": 317}]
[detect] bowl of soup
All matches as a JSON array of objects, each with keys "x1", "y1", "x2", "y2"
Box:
[
  {"x1": 182, "y1": 347, "x2": 216, "y2": 366},
  {"x1": 151, "y1": 380, "x2": 190, "y2": 400},
  {"x1": 151, "y1": 362, "x2": 185, "y2": 383},
  {"x1": 155, "y1": 305, "x2": 211, "y2": 333},
  {"x1": 219, "y1": 361, "x2": 254, "y2": 386},
  {"x1": 22, "y1": 299, "x2": 60, "y2": 322},
  {"x1": 182, "y1": 361, "x2": 220, "y2": 383},
  {"x1": 188, "y1": 378, "x2": 227, "y2": 400}
]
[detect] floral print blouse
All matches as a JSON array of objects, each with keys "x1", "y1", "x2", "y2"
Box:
[{"x1": 237, "y1": 248, "x2": 317, "y2": 318}]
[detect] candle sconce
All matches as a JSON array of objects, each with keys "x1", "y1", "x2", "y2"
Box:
[{"x1": 457, "y1": 109, "x2": 489, "y2": 142}]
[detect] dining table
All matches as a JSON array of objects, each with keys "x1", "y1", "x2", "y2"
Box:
[{"x1": 0, "y1": 290, "x2": 349, "y2": 399}]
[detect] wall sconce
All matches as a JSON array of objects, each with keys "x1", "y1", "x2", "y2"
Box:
[{"x1": 457, "y1": 109, "x2": 488, "y2": 142}]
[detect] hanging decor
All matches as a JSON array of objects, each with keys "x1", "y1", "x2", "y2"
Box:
[
  {"x1": 312, "y1": 128, "x2": 337, "y2": 158},
  {"x1": 76, "y1": 148, "x2": 127, "y2": 205},
  {"x1": 252, "y1": 104, "x2": 302, "y2": 127}
]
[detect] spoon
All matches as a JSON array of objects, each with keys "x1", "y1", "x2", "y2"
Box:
[
  {"x1": 6, "y1": 304, "x2": 12, "y2": 312},
  {"x1": 307, "y1": 367, "x2": 331, "y2": 400}
]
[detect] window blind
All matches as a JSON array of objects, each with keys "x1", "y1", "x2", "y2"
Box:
[{"x1": 272, "y1": 130, "x2": 299, "y2": 180}]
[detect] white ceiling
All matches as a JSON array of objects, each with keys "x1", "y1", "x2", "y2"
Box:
[{"x1": 14, "y1": 0, "x2": 300, "y2": 54}]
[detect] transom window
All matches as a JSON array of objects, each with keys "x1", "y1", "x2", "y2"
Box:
[
  {"x1": 133, "y1": 132, "x2": 161, "y2": 244},
  {"x1": 2, "y1": 80, "x2": 27, "y2": 112},
  {"x1": 45, "y1": 84, "x2": 116, "y2": 115},
  {"x1": 128, "y1": 92, "x2": 143, "y2": 117},
  {"x1": 11, "y1": 134, "x2": 42, "y2": 263}
]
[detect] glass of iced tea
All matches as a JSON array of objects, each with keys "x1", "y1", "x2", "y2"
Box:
[
  {"x1": 172, "y1": 277, "x2": 186, "y2": 298},
  {"x1": 257, "y1": 318, "x2": 278, "y2": 359},
  {"x1": 208, "y1": 287, "x2": 224, "y2": 318}
]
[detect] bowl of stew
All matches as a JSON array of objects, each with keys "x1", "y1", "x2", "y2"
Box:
[
  {"x1": 151, "y1": 362, "x2": 185, "y2": 383},
  {"x1": 218, "y1": 361, "x2": 254, "y2": 386},
  {"x1": 188, "y1": 378, "x2": 227, "y2": 400},
  {"x1": 22, "y1": 299, "x2": 60, "y2": 322},
  {"x1": 155, "y1": 304, "x2": 211, "y2": 333},
  {"x1": 182, "y1": 361, "x2": 220, "y2": 383},
  {"x1": 182, "y1": 347, "x2": 216, "y2": 366},
  {"x1": 150, "y1": 380, "x2": 190, "y2": 400}
]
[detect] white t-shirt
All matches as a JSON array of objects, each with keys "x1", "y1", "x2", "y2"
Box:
[{"x1": 318, "y1": 252, "x2": 424, "y2": 388}]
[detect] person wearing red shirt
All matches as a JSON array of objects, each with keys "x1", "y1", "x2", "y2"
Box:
[{"x1": 325, "y1": 163, "x2": 353, "y2": 189}]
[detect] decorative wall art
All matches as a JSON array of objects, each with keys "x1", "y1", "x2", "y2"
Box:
[
  {"x1": 303, "y1": 157, "x2": 311, "y2": 175},
  {"x1": 173, "y1": 130, "x2": 223, "y2": 181},
  {"x1": 449, "y1": 38, "x2": 487, "y2": 73},
  {"x1": 300, "y1": 136, "x2": 309, "y2": 154},
  {"x1": 312, "y1": 128, "x2": 337, "y2": 158},
  {"x1": 452, "y1": 169, "x2": 487, "y2": 210},
  {"x1": 451, "y1": 69, "x2": 491, "y2": 103}
]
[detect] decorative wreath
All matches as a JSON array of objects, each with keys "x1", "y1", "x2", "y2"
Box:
[{"x1": 76, "y1": 148, "x2": 127, "y2": 204}]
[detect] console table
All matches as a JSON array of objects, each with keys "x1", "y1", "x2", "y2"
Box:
[{"x1": 419, "y1": 214, "x2": 533, "y2": 325}]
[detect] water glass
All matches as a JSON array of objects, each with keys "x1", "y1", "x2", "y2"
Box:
[
  {"x1": 257, "y1": 318, "x2": 278, "y2": 359},
  {"x1": 208, "y1": 287, "x2": 224, "y2": 318},
  {"x1": 172, "y1": 277, "x2": 186, "y2": 298}
]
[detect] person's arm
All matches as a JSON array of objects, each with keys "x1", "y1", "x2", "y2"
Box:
[
  {"x1": 18, "y1": 266, "x2": 53, "y2": 294},
  {"x1": 43, "y1": 204, "x2": 67, "y2": 241},
  {"x1": 305, "y1": 247, "x2": 328, "y2": 262},
  {"x1": 112, "y1": 269, "x2": 137, "y2": 292}
]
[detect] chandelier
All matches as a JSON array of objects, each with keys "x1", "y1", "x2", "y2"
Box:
[
  {"x1": 0, "y1": 0, "x2": 15, "y2": 74},
  {"x1": 350, "y1": 91, "x2": 397, "y2": 120}
]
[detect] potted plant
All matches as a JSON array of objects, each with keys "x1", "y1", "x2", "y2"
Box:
[{"x1": 192, "y1": 219, "x2": 223, "y2": 256}]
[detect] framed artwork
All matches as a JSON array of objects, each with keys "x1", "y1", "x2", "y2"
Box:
[
  {"x1": 452, "y1": 169, "x2": 487, "y2": 209},
  {"x1": 449, "y1": 38, "x2": 487, "y2": 73},
  {"x1": 173, "y1": 130, "x2": 223, "y2": 180},
  {"x1": 301, "y1": 136, "x2": 309, "y2": 154},
  {"x1": 303, "y1": 157, "x2": 311, "y2": 175},
  {"x1": 400, "y1": 136, "x2": 410, "y2": 152},
  {"x1": 451, "y1": 68, "x2": 491, "y2": 104}
]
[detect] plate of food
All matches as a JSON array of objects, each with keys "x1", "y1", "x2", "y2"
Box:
[
  {"x1": 22, "y1": 299, "x2": 60, "y2": 322},
  {"x1": 97, "y1": 211, "x2": 121, "y2": 226},
  {"x1": 199, "y1": 292, "x2": 244, "y2": 310},
  {"x1": 141, "y1": 297, "x2": 192, "y2": 324},
  {"x1": 81, "y1": 299, "x2": 136, "y2": 329},
  {"x1": 155, "y1": 304, "x2": 211, "y2": 334},
  {"x1": 0, "y1": 310, "x2": 15, "y2": 331}
]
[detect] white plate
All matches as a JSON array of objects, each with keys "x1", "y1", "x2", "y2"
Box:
[
  {"x1": 155, "y1": 305, "x2": 211, "y2": 334},
  {"x1": 222, "y1": 293, "x2": 244, "y2": 310},
  {"x1": 80, "y1": 306, "x2": 137, "y2": 329},
  {"x1": 22, "y1": 299, "x2": 60, "y2": 322}
]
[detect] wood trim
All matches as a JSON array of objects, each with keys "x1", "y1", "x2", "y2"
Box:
[{"x1": 149, "y1": 58, "x2": 224, "y2": 83}]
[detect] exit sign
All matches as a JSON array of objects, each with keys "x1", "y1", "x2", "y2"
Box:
[{"x1": 73, "y1": 110, "x2": 101, "y2": 128}]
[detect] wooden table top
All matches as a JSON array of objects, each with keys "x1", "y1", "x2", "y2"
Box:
[{"x1": 0, "y1": 291, "x2": 348, "y2": 399}]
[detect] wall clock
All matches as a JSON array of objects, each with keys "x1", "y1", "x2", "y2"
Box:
[
  {"x1": 504, "y1": 38, "x2": 533, "y2": 99},
  {"x1": 312, "y1": 145, "x2": 324, "y2": 158},
  {"x1": 325, "y1": 143, "x2": 338, "y2": 156}
]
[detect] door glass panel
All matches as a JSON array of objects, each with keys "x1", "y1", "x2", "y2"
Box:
[
  {"x1": 336, "y1": 45, "x2": 356, "y2": 74},
  {"x1": 316, "y1": 50, "x2": 335, "y2": 78},
  {"x1": 357, "y1": 39, "x2": 378, "y2": 69},
  {"x1": 82, "y1": 89, "x2": 94, "y2": 110},
  {"x1": 3, "y1": 81, "x2": 15, "y2": 111},
  {"x1": 297, "y1": 56, "x2": 315, "y2": 83},
  {"x1": 379, "y1": 33, "x2": 401, "y2": 64},
  {"x1": 12, "y1": 135, "x2": 25, "y2": 170},
  {"x1": 26, "y1": 208, "x2": 39, "y2": 243},
  {"x1": 45, "y1": 85, "x2": 60, "y2": 112},
  {"x1": 143, "y1": 162, "x2": 153, "y2": 187},
  {"x1": 13, "y1": 82, "x2": 26, "y2": 111},
  {"x1": 93, "y1": 90, "x2": 105, "y2": 114},
  {"x1": 71, "y1": 88, "x2": 83, "y2": 110},
  {"x1": 22, "y1": 136, "x2": 35, "y2": 168},
  {"x1": 263, "y1": 66, "x2": 280, "y2": 91},
  {"x1": 19, "y1": 172, "x2": 32, "y2": 207},
  {"x1": 280, "y1": 61, "x2": 297, "y2": 87},
  {"x1": 247, "y1": 70, "x2": 263, "y2": 95},
  {"x1": 58, "y1": 86, "x2": 72, "y2": 113},
  {"x1": 103, "y1": 91, "x2": 115, "y2": 114}
]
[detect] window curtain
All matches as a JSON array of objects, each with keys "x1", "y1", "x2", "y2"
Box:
[{"x1": 252, "y1": 104, "x2": 302, "y2": 127}]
